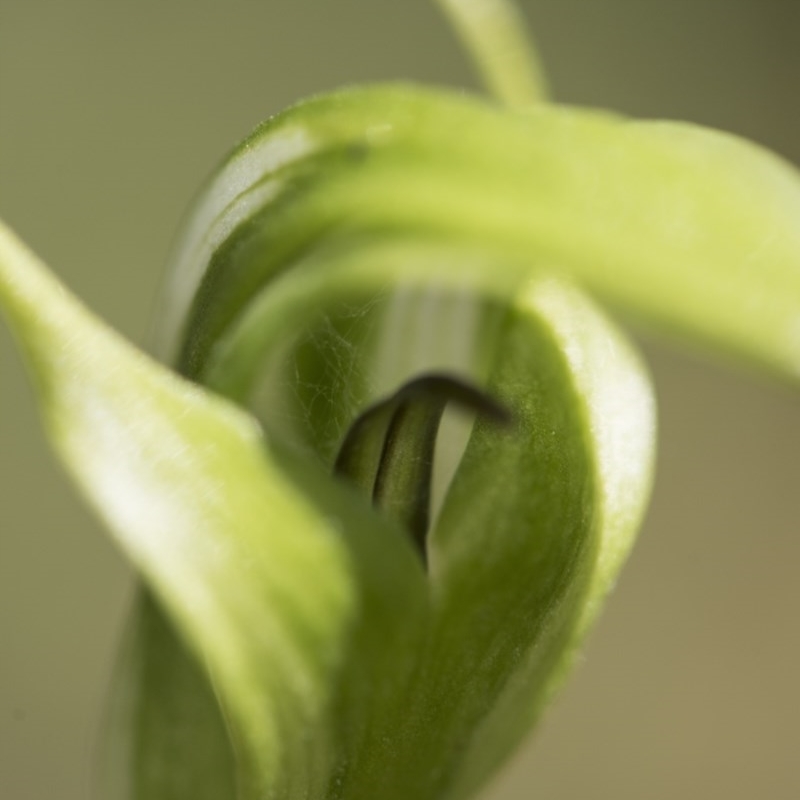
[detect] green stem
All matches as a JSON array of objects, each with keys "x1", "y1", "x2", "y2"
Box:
[{"x1": 435, "y1": 0, "x2": 549, "y2": 106}]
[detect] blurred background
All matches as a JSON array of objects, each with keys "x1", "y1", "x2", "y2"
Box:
[{"x1": 1, "y1": 1, "x2": 799, "y2": 798}]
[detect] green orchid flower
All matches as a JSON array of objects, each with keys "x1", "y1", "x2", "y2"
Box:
[{"x1": 1, "y1": 2, "x2": 799, "y2": 799}]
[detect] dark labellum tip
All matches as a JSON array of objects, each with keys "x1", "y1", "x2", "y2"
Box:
[{"x1": 334, "y1": 373, "x2": 510, "y2": 565}]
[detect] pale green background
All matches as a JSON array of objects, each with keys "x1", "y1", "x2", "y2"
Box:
[{"x1": 1, "y1": 2, "x2": 799, "y2": 799}]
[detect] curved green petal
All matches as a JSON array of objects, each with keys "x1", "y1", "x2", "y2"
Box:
[
  {"x1": 0, "y1": 222, "x2": 428, "y2": 800},
  {"x1": 428, "y1": 277, "x2": 655, "y2": 799},
  {"x1": 157, "y1": 85, "x2": 800, "y2": 382}
]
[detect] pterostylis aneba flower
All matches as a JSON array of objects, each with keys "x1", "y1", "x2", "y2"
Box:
[{"x1": 2, "y1": 2, "x2": 800, "y2": 800}]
